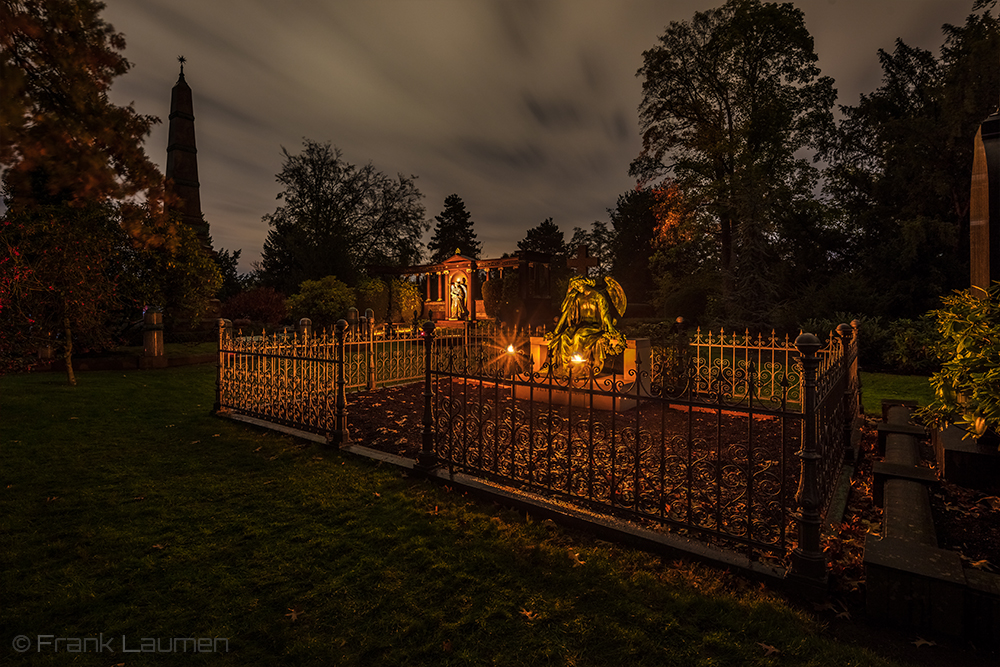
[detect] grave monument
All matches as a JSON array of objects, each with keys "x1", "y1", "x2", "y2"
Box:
[
  {"x1": 518, "y1": 246, "x2": 651, "y2": 409},
  {"x1": 970, "y1": 103, "x2": 1000, "y2": 294}
]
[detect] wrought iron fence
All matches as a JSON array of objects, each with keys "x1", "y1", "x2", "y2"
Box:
[
  {"x1": 417, "y1": 322, "x2": 860, "y2": 577},
  {"x1": 214, "y1": 318, "x2": 503, "y2": 436},
  {"x1": 214, "y1": 316, "x2": 860, "y2": 584}
]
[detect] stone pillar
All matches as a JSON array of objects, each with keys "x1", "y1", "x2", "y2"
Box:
[{"x1": 143, "y1": 311, "x2": 165, "y2": 357}]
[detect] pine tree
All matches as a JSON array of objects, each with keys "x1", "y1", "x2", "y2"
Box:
[
  {"x1": 517, "y1": 217, "x2": 567, "y2": 258},
  {"x1": 427, "y1": 194, "x2": 481, "y2": 264}
]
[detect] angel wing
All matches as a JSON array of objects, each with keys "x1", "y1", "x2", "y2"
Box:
[{"x1": 602, "y1": 277, "x2": 626, "y2": 320}]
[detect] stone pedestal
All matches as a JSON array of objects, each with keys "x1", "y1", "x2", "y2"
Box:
[
  {"x1": 514, "y1": 337, "x2": 651, "y2": 410},
  {"x1": 933, "y1": 425, "x2": 1000, "y2": 492},
  {"x1": 143, "y1": 311, "x2": 164, "y2": 357}
]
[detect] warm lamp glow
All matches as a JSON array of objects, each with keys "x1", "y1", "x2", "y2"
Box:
[
  {"x1": 571, "y1": 355, "x2": 585, "y2": 363},
  {"x1": 507, "y1": 344, "x2": 515, "y2": 354}
]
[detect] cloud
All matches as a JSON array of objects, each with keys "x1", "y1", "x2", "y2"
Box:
[{"x1": 101, "y1": 0, "x2": 974, "y2": 271}]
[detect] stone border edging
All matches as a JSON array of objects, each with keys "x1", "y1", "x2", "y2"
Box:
[{"x1": 864, "y1": 402, "x2": 1000, "y2": 648}]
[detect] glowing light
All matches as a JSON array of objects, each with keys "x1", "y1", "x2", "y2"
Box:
[
  {"x1": 571, "y1": 355, "x2": 585, "y2": 364},
  {"x1": 507, "y1": 344, "x2": 515, "y2": 354}
]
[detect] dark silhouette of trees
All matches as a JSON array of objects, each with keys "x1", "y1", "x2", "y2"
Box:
[
  {"x1": 428, "y1": 194, "x2": 481, "y2": 263},
  {"x1": 0, "y1": 0, "x2": 219, "y2": 382},
  {"x1": 822, "y1": 7, "x2": 1000, "y2": 318},
  {"x1": 517, "y1": 217, "x2": 567, "y2": 259},
  {"x1": 259, "y1": 140, "x2": 427, "y2": 294},
  {"x1": 631, "y1": 0, "x2": 836, "y2": 326}
]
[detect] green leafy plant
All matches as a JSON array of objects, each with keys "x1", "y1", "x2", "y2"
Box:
[
  {"x1": 917, "y1": 283, "x2": 1000, "y2": 438},
  {"x1": 285, "y1": 276, "x2": 355, "y2": 328}
]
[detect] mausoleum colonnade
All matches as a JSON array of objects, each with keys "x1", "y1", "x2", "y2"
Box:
[{"x1": 374, "y1": 252, "x2": 551, "y2": 324}]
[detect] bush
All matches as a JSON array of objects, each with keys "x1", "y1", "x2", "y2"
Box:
[
  {"x1": 799, "y1": 313, "x2": 941, "y2": 374},
  {"x1": 286, "y1": 276, "x2": 355, "y2": 328},
  {"x1": 221, "y1": 287, "x2": 287, "y2": 325},
  {"x1": 356, "y1": 278, "x2": 390, "y2": 324},
  {"x1": 917, "y1": 284, "x2": 1000, "y2": 437},
  {"x1": 389, "y1": 278, "x2": 422, "y2": 323}
]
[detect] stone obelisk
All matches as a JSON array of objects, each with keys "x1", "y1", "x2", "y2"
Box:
[
  {"x1": 970, "y1": 104, "x2": 1000, "y2": 295},
  {"x1": 165, "y1": 56, "x2": 212, "y2": 252}
]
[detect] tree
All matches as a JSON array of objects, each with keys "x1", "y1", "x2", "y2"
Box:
[
  {"x1": 259, "y1": 140, "x2": 428, "y2": 293},
  {"x1": 607, "y1": 188, "x2": 658, "y2": 303},
  {"x1": 631, "y1": 0, "x2": 836, "y2": 323},
  {"x1": 0, "y1": 0, "x2": 165, "y2": 211},
  {"x1": 517, "y1": 217, "x2": 567, "y2": 258},
  {"x1": 568, "y1": 220, "x2": 613, "y2": 276},
  {"x1": 214, "y1": 248, "x2": 245, "y2": 301},
  {"x1": 428, "y1": 194, "x2": 481, "y2": 263},
  {"x1": 822, "y1": 6, "x2": 1000, "y2": 318},
  {"x1": 0, "y1": 0, "x2": 218, "y2": 382}
]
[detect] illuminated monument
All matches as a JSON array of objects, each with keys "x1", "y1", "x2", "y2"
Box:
[{"x1": 970, "y1": 102, "x2": 1000, "y2": 294}]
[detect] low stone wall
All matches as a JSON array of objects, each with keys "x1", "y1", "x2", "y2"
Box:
[{"x1": 864, "y1": 401, "x2": 1000, "y2": 648}]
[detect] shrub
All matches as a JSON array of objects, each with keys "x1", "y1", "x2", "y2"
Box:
[
  {"x1": 221, "y1": 287, "x2": 287, "y2": 325},
  {"x1": 286, "y1": 276, "x2": 355, "y2": 328},
  {"x1": 917, "y1": 284, "x2": 1000, "y2": 437},
  {"x1": 389, "y1": 278, "x2": 422, "y2": 323},
  {"x1": 884, "y1": 317, "x2": 941, "y2": 375},
  {"x1": 356, "y1": 278, "x2": 390, "y2": 324}
]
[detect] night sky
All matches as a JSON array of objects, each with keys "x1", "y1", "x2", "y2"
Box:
[{"x1": 100, "y1": 0, "x2": 975, "y2": 273}]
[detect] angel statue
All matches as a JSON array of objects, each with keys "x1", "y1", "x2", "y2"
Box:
[{"x1": 544, "y1": 275, "x2": 627, "y2": 378}]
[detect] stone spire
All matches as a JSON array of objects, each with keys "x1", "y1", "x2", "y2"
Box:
[{"x1": 166, "y1": 56, "x2": 211, "y2": 250}]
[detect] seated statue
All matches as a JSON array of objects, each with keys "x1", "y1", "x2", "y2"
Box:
[{"x1": 544, "y1": 275, "x2": 627, "y2": 378}]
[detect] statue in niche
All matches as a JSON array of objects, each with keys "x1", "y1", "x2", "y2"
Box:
[
  {"x1": 450, "y1": 276, "x2": 468, "y2": 319},
  {"x1": 544, "y1": 275, "x2": 627, "y2": 378}
]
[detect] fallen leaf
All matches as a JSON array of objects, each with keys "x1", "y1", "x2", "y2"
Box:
[
  {"x1": 835, "y1": 610, "x2": 851, "y2": 620},
  {"x1": 373, "y1": 492, "x2": 381, "y2": 498},
  {"x1": 152, "y1": 544, "x2": 166, "y2": 550},
  {"x1": 912, "y1": 637, "x2": 936, "y2": 648},
  {"x1": 190, "y1": 440, "x2": 200, "y2": 444},
  {"x1": 519, "y1": 608, "x2": 538, "y2": 621},
  {"x1": 568, "y1": 549, "x2": 586, "y2": 567},
  {"x1": 758, "y1": 643, "x2": 780, "y2": 656},
  {"x1": 212, "y1": 433, "x2": 221, "y2": 437},
  {"x1": 970, "y1": 559, "x2": 994, "y2": 571},
  {"x1": 442, "y1": 640, "x2": 452, "y2": 653},
  {"x1": 286, "y1": 608, "x2": 302, "y2": 621},
  {"x1": 428, "y1": 505, "x2": 439, "y2": 515}
]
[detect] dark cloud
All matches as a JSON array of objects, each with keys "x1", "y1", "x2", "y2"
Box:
[
  {"x1": 523, "y1": 92, "x2": 583, "y2": 129},
  {"x1": 100, "y1": 0, "x2": 975, "y2": 272}
]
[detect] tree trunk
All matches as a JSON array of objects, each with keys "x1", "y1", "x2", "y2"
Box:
[{"x1": 63, "y1": 317, "x2": 76, "y2": 386}]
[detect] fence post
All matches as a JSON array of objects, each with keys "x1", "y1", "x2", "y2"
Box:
[
  {"x1": 330, "y1": 319, "x2": 351, "y2": 447},
  {"x1": 415, "y1": 321, "x2": 439, "y2": 471},
  {"x1": 851, "y1": 319, "x2": 862, "y2": 416},
  {"x1": 836, "y1": 323, "x2": 855, "y2": 463},
  {"x1": 365, "y1": 309, "x2": 376, "y2": 390},
  {"x1": 213, "y1": 318, "x2": 231, "y2": 414},
  {"x1": 299, "y1": 317, "x2": 312, "y2": 341},
  {"x1": 791, "y1": 333, "x2": 826, "y2": 589}
]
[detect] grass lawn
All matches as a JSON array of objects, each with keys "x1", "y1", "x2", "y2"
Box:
[
  {"x1": 860, "y1": 372, "x2": 934, "y2": 416},
  {"x1": 1, "y1": 365, "x2": 920, "y2": 666}
]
